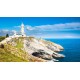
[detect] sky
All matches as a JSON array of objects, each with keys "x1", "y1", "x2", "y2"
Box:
[{"x1": 0, "y1": 17, "x2": 80, "y2": 38}]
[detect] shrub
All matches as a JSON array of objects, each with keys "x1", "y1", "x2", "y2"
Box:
[
  {"x1": 0, "y1": 44, "x2": 4, "y2": 48},
  {"x1": 6, "y1": 34, "x2": 9, "y2": 37}
]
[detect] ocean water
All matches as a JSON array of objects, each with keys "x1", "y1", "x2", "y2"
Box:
[{"x1": 46, "y1": 39, "x2": 80, "y2": 62}]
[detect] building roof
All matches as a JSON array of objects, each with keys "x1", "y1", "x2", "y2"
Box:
[{"x1": 21, "y1": 23, "x2": 24, "y2": 27}]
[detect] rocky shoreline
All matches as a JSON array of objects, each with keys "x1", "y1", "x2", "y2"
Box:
[
  {"x1": 23, "y1": 37, "x2": 65, "y2": 61},
  {"x1": 0, "y1": 36, "x2": 65, "y2": 62}
]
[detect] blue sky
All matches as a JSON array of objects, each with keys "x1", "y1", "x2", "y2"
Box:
[{"x1": 0, "y1": 17, "x2": 80, "y2": 38}]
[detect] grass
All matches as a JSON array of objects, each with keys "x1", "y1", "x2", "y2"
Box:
[
  {"x1": 16, "y1": 39, "x2": 23, "y2": 49},
  {"x1": 12, "y1": 38, "x2": 23, "y2": 49},
  {"x1": 0, "y1": 36, "x2": 5, "y2": 42},
  {"x1": 0, "y1": 37, "x2": 29, "y2": 62},
  {"x1": 0, "y1": 37, "x2": 45, "y2": 62},
  {"x1": 0, "y1": 48, "x2": 27, "y2": 62}
]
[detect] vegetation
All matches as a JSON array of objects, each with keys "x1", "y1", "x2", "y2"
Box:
[
  {"x1": 15, "y1": 39, "x2": 23, "y2": 49},
  {"x1": 6, "y1": 34, "x2": 9, "y2": 37},
  {"x1": 0, "y1": 37, "x2": 29, "y2": 62},
  {"x1": 0, "y1": 44, "x2": 4, "y2": 48},
  {"x1": 0, "y1": 37, "x2": 45, "y2": 62},
  {"x1": 0, "y1": 36, "x2": 5, "y2": 42},
  {"x1": 0, "y1": 46, "x2": 27, "y2": 62}
]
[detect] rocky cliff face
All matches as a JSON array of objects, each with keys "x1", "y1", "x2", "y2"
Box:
[
  {"x1": 0, "y1": 36, "x2": 65, "y2": 62},
  {"x1": 23, "y1": 37, "x2": 65, "y2": 61}
]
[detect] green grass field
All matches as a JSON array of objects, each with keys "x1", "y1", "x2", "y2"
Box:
[
  {"x1": 0, "y1": 47, "x2": 28, "y2": 62},
  {"x1": 0, "y1": 36, "x2": 5, "y2": 42},
  {"x1": 0, "y1": 37, "x2": 28, "y2": 62}
]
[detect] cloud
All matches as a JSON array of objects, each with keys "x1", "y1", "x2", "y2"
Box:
[
  {"x1": 26, "y1": 25, "x2": 34, "y2": 31},
  {"x1": 0, "y1": 29, "x2": 15, "y2": 36},
  {"x1": 25, "y1": 22, "x2": 80, "y2": 32},
  {"x1": 35, "y1": 22, "x2": 80, "y2": 31},
  {"x1": 13, "y1": 22, "x2": 80, "y2": 32},
  {"x1": 25, "y1": 22, "x2": 80, "y2": 38},
  {"x1": 1, "y1": 22, "x2": 80, "y2": 38},
  {"x1": 0, "y1": 29, "x2": 9, "y2": 33}
]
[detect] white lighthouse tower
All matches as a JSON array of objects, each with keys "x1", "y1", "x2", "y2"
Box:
[{"x1": 21, "y1": 23, "x2": 26, "y2": 37}]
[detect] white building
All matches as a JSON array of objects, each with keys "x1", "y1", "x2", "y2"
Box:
[
  {"x1": 21, "y1": 23, "x2": 26, "y2": 37},
  {"x1": 10, "y1": 23, "x2": 26, "y2": 38}
]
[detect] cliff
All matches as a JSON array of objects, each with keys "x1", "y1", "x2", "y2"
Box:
[{"x1": 0, "y1": 36, "x2": 65, "y2": 62}]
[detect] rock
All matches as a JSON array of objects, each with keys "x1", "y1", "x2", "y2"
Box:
[
  {"x1": 52, "y1": 53, "x2": 65, "y2": 58},
  {"x1": 49, "y1": 59, "x2": 59, "y2": 62},
  {"x1": 23, "y1": 37, "x2": 65, "y2": 61},
  {"x1": 0, "y1": 36, "x2": 65, "y2": 62},
  {"x1": 32, "y1": 49, "x2": 53, "y2": 60}
]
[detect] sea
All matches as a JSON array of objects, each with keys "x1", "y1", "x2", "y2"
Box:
[{"x1": 46, "y1": 39, "x2": 80, "y2": 62}]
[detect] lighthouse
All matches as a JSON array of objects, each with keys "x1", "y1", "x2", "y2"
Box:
[{"x1": 21, "y1": 23, "x2": 26, "y2": 37}]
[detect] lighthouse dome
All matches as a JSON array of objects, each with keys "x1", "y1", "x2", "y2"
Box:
[{"x1": 21, "y1": 23, "x2": 24, "y2": 27}]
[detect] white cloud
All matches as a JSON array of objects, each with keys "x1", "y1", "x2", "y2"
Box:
[
  {"x1": 40, "y1": 22, "x2": 80, "y2": 31},
  {"x1": 25, "y1": 22, "x2": 80, "y2": 38},
  {"x1": 26, "y1": 25, "x2": 34, "y2": 31},
  {"x1": 0, "y1": 29, "x2": 15, "y2": 36},
  {"x1": 0, "y1": 29, "x2": 9, "y2": 33},
  {"x1": 25, "y1": 22, "x2": 80, "y2": 31},
  {"x1": 13, "y1": 22, "x2": 80, "y2": 32},
  {"x1": 1, "y1": 22, "x2": 80, "y2": 38}
]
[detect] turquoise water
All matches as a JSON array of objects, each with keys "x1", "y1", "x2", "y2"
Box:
[{"x1": 46, "y1": 39, "x2": 80, "y2": 62}]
